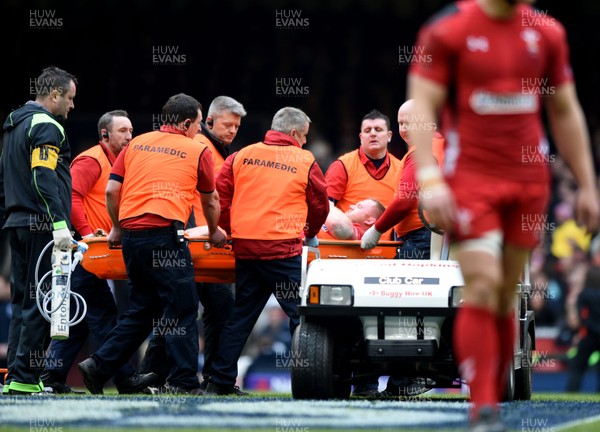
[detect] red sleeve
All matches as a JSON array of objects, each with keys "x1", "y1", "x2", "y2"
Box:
[
  {"x1": 109, "y1": 146, "x2": 127, "y2": 182},
  {"x1": 305, "y1": 161, "x2": 329, "y2": 238},
  {"x1": 216, "y1": 152, "x2": 236, "y2": 234},
  {"x1": 324, "y1": 160, "x2": 348, "y2": 202},
  {"x1": 70, "y1": 157, "x2": 102, "y2": 236},
  {"x1": 375, "y1": 155, "x2": 418, "y2": 233},
  {"x1": 197, "y1": 148, "x2": 215, "y2": 193},
  {"x1": 545, "y1": 21, "x2": 574, "y2": 88},
  {"x1": 408, "y1": 18, "x2": 453, "y2": 87}
]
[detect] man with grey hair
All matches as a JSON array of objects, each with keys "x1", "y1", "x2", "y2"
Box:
[
  {"x1": 141, "y1": 95, "x2": 247, "y2": 391},
  {"x1": 204, "y1": 107, "x2": 328, "y2": 395}
]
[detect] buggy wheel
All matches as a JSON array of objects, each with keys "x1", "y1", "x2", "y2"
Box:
[
  {"x1": 514, "y1": 332, "x2": 533, "y2": 400},
  {"x1": 291, "y1": 321, "x2": 351, "y2": 400}
]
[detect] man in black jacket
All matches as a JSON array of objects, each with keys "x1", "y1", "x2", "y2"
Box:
[{"x1": 0, "y1": 66, "x2": 77, "y2": 395}]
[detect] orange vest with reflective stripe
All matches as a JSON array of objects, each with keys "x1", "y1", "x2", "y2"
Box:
[
  {"x1": 119, "y1": 131, "x2": 207, "y2": 224},
  {"x1": 72, "y1": 144, "x2": 112, "y2": 232},
  {"x1": 231, "y1": 142, "x2": 313, "y2": 240},
  {"x1": 192, "y1": 134, "x2": 226, "y2": 226},
  {"x1": 336, "y1": 150, "x2": 401, "y2": 212},
  {"x1": 393, "y1": 133, "x2": 445, "y2": 238}
]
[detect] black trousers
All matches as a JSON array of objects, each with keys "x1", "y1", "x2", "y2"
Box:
[
  {"x1": 93, "y1": 229, "x2": 201, "y2": 390},
  {"x1": 566, "y1": 329, "x2": 600, "y2": 392},
  {"x1": 6, "y1": 228, "x2": 52, "y2": 392},
  {"x1": 44, "y1": 265, "x2": 135, "y2": 383},
  {"x1": 210, "y1": 256, "x2": 301, "y2": 386},
  {"x1": 141, "y1": 281, "x2": 234, "y2": 385}
]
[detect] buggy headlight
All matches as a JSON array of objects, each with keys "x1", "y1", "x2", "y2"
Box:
[
  {"x1": 308, "y1": 285, "x2": 353, "y2": 306},
  {"x1": 450, "y1": 286, "x2": 464, "y2": 308}
]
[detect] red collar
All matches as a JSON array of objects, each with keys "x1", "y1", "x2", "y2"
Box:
[
  {"x1": 263, "y1": 130, "x2": 301, "y2": 148},
  {"x1": 98, "y1": 141, "x2": 118, "y2": 164},
  {"x1": 160, "y1": 125, "x2": 187, "y2": 136},
  {"x1": 358, "y1": 146, "x2": 389, "y2": 167}
]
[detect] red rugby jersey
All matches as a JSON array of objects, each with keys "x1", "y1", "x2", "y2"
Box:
[{"x1": 409, "y1": 1, "x2": 573, "y2": 183}]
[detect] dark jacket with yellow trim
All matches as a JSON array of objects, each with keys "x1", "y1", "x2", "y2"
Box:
[{"x1": 0, "y1": 101, "x2": 71, "y2": 231}]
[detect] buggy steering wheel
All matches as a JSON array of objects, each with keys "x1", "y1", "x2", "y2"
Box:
[{"x1": 418, "y1": 202, "x2": 445, "y2": 236}]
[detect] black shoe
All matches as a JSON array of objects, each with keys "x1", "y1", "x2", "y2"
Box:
[
  {"x1": 78, "y1": 357, "x2": 105, "y2": 395},
  {"x1": 377, "y1": 389, "x2": 400, "y2": 399},
  {"x1": 468, "y1": 406, "x2": 506, "y2": 432},
  {"x1": 115, "y1": 372, "x2": 160, "y2": 394},
  {"x1": 147, "y1": 383, "x2": 204, "y2": 395},
  {"x1": 198, "y1": 379, "x2": 209, "y2": 391},
  {"x1": 352, "y1": 379, "x2": 380, "y2": 398},
  {"x1": 41, "y1": 371, "x2": 84, "y2": 394},
  {"x1": 205, "y1": 382, "x2": 248, "y2": 396},
  {"x1": 352, "y1": 389, "x2": 381, "y2": 398}
]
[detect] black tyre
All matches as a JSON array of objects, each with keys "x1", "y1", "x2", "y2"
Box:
[
  {"x1": 514, "y1": 332, "x2": 533, "y2": 400},
  {"x1": 291, "y1": 321, "x2": 351, "y2": 400},
  {"x1": 502, "y1": 356, "x2": 515, "y2": 402}
]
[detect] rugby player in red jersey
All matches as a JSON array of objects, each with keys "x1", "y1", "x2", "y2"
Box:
[{"x1": 408, "y1": 0, "x2": 599, "y2": 429}]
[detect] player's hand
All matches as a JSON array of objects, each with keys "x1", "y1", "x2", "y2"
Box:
[
  {"x1": 107, "y1": 227, "x2": 122, "y2": 248},
  {"x1": 575, "y1": 187, "x2": 600, "y2": 234},
  {"x1": 209, "y1": 228, "x2": 227, "y2": 248},
  {"x1": 361, "y1": 226, "x2": 382, "y2": 250}
]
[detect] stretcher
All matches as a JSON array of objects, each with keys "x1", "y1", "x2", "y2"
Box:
[{"x1": 80, "y1": 236, "x2": 402, "y2": 283}]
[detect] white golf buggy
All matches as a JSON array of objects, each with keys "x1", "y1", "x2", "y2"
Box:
[{"x1": 290, "y1": 210, "x2": 535, "y2": 401}]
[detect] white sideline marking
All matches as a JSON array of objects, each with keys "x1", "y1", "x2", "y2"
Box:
[
  {"x1": 0, "y1": 398, "x2": 466, "y2": 428},
  {"x1": 554, "y1": 413, "x2": 600, "y2": 431},
  {"x1": 0, "y1": 398, "x2": 158, "y2": 422}
]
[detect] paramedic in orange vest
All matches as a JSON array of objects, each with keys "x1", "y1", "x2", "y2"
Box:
[
  {"x1": 325, "y1": 109, "x2": 401, "y2": 240},
  {"x1": 325, "y1": 108, "x2": 401, "y2": 397},
  {"x1": 78, "y1": 94, "x2": 226, "y2": 395},
  {"x1": 139, "y1": 96, "x2": 247, "y2": 390},
  {"x1": 205, "y1": 107, "x2": 329, "y2": 395},
  {"x1": 42, "y1": 111, "x2": 158, "y2": 394},
  {"x1": 318, "y1": 198, "x2": 385, "y2": 240},
  {"x1": 361, "y1": 99, "x2": 446, "y2": 259},
  {"x1": 360, "y1": 99, "x2": 446, "y2": 398}
]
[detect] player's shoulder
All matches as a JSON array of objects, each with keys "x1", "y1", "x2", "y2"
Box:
[
  {"x1": 422, "y1": 1, "x2": 472, "y2": 31},
  {"x1": 417, "y1": 1, "x2": 475, "y2": 50},
  {"x1": 519, "y1": 4, "x2": 567, "y2": 41}
]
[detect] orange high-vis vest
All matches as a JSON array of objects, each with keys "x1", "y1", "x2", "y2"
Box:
[
  {"x1": 194, "y1": 133, "x2": 226, "y2": 173},
  {"x1": 432, "y1": 132, "x2": 445, "y2": 172},
  {"x1": 393, "y1": 132, "x2": 445, "y2": 238},
  {"x1": 72, "y1": 145, "x2": 113, "y2": 232},
  {"x1": 230, "y1": 142, "x2": 314, "y2": 240},
  {"x1": 335, "y1": 150, "x2": 401, "y2": 212},
  {"x1": 192, "y1": 134, "x2": 226, "y2": 226},
  {"x1": 119, "y1": 131, "x2": 208, "y2": 224}
]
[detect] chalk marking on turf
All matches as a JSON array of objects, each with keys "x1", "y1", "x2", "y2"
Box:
[
  {"x1": 554, "y1": 413, "x2": 600, "y2": 431},
  {"x1": 0, "y1": 397, "x2": 467, "y2": 428},
  {"x1": 0, "y1": 398, "x2": 158, "y2": 423}
]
